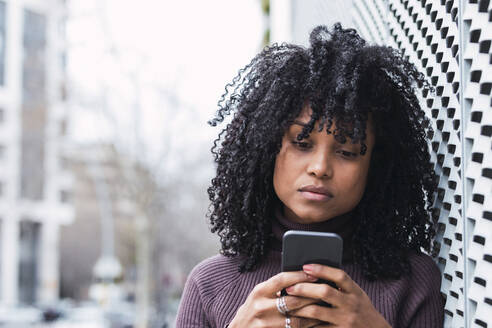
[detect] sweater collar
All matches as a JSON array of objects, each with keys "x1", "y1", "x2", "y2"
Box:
[{"x1": 270, "y1": 206, "x2": 355, "y2": 263}]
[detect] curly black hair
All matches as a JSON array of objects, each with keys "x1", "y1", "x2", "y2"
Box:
[{"x1": 207, "y1": 23, "x2": 438, "y2": 281}]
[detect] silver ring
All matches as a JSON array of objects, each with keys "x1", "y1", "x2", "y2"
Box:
[
  {"x1": 285, "y1": 316, "x2": 292, "y2": 328},
  {"x1": 276, "y1": 295, "x2": 289, "y2": 315}
]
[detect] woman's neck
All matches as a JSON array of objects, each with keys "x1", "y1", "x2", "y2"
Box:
[{"x1": 270, "y1": 206, "x2": 355, "y2": 263}]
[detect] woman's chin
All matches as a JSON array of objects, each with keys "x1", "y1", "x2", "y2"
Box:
[{"x1": 286, "y1": 210, "x2": 337, "y2": 224}]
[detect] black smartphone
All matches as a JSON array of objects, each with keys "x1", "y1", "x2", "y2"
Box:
[{"x1": 281, "y1": 230, "x2": 343, "y2": 307}]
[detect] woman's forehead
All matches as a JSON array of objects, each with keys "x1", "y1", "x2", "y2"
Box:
[
  {"x1": 289, "y1": 106, "x2": 376, "y2": 147},
  {"x1": 295, "y1": 105, "x2": 314, "y2": 122},
  {"x1": 292, "y1": 106, "x2": 374, "y2": 130}
]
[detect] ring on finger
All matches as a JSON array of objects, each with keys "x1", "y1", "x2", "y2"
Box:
[
  {"x1": 276, "y1": 295, "x2": 289, "y2": 315},
  {"x1": 285, "y1": 315, "x2": 292, "y2": 328}
]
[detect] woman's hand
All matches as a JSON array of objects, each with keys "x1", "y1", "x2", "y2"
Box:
[
  {"x1": 228, "y1": 271, "x2": 323, "y2": 328},
  {"x1": 285, "y1": 264, "x2": 391, "y2": 328}
]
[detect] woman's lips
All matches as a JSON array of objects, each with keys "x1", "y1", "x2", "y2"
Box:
[
  {"x1": 298, "y1": 185, "x2": 334, "y2": 201},
  {"x1": 299, "y1": 190, "x2": 333, "y2": 201}
]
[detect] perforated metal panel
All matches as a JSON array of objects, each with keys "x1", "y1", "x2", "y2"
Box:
[
  {"x1": 284, "y1": 0, "x2": 492, "y2": 325},
  {"x1": 460, "y1": 3, "x2": 492, "y2": 327},
  {"x1": 352, "y1": 0, "x2": 492, "y2": 326},
  {"x1": 352, "y1": 0, "x2": 389, "y2": 44}
]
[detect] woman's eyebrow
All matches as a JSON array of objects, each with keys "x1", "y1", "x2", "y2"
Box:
[{"x1": 293, "y1": 120, "x2": 308, "y2": 126}]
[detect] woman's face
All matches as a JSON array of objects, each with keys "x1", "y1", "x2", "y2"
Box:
[{"x1": 273, "y1": 107, "x2": 375, "y2": 224}]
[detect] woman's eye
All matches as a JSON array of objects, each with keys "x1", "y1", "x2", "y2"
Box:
[
  {"x1": 338, "y1": 150, "x2": 357, "y2": 158},
  {"x1": 291, "y1": 141, "x2": 311, "y2": 150}
]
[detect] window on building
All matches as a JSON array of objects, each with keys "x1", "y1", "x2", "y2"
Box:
[
  {"x1": 0, "y1": 219, "x2": 2, "y2": 298},
  {"x1": 0, "y1": 1, "x2": 6, "y2": 86},
  {"x1": 59, "y1": 119, "x2": 67, "y2": 136},
  {"x1": 60, "y1": 190, "x2": 70, "y2": 203},
  {"x1": 20, "y1": 10, "x2": 47, "y2": 200},
  {"x1": 59, "y1": 155, "x2": 68, "y2": 170},
  {"x1": 19, "y1": 220, "x2": 40, "y2": 304},
  {"x1": 60, "y1": 81, "x2": 67, "y2": 101},
  {"x1": 0, "y1": 219, "x2": 2, "y2": 297}
]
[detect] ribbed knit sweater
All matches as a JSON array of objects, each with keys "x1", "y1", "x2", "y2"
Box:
[{"x1": 176, "y1": 212, "x2": 444, "y2": 327}]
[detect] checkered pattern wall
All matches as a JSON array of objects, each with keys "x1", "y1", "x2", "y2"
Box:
[{"x1": 352, "y1": 0, "x2": 492, "y2": 326}]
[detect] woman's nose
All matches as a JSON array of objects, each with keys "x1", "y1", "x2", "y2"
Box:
[{"x1": 306, "y1": 149, "x2": 333, "y2": 178}]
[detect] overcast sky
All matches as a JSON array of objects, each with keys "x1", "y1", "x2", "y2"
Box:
[{"x1": 67, "y1": 0, "x2": 263, "y2": 174}]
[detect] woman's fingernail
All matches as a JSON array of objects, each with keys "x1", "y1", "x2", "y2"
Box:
[
  {"x1": 307, "y1": 274, "x2": 317, "y2": 281},
  {"x1": 303, "y1": 264, "x2": 314, "y2": 272},
  {"x1": 286, "y1": 286, "x2": 294, "y2": 293}
]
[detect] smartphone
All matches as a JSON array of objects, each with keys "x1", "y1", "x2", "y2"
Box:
[{"x1": 281, "y1": 230, "x2": 343, "y2": 307}]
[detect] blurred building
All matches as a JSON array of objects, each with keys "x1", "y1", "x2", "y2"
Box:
[{"x1": 0, "y1": 0, "x2": 73, "y2": 306}]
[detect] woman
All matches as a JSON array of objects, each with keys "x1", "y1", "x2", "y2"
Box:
[{"x1": 176, "y1": 24, "x2": 444, "y2": 327}]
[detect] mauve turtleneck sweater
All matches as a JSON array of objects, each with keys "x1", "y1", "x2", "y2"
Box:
[{"x1": 176, "y1": 211, "x2": 444, "y2": 327}]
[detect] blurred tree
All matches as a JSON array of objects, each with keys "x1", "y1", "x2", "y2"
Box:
[
  {"x1": 261, "y1": 0, "x2": 270, "y2": 46},
  {"x1": 63, "y1": 1, "x2": 219, "y2": 327}
]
